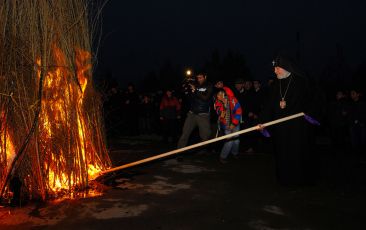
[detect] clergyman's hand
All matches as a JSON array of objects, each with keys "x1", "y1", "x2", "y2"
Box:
[{"x1": 257, "y1": 124, "x2": 265, "y2": 131}]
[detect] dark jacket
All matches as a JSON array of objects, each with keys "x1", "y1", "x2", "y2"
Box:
[{"x1": 189, "y1": 82, "x2": 213, "y2": 114}]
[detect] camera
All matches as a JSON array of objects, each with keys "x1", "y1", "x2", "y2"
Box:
[{"x1": 182, "y1": 75, "x2": 196, "y2": 94}]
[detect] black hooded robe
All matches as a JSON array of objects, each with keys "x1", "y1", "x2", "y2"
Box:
[{"x1": 261, "y1": 73, "x2": 318, "y2": 186}]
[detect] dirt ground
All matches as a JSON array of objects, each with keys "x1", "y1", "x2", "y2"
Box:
[{"x1": 1, "y1": 135, "x2": 365, "y2": 230}]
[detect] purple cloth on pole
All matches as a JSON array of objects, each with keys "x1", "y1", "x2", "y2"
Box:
[
  {"x1": 260, "y1": 128, "x2": 271, "y2": 137},
  {"x1": 304, "y1": 114, "x2": 320, "y2": 125}
]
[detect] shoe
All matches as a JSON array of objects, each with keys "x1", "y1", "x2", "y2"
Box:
[
  {"x1": 245, "y1": 148, "x2": 254, "y2": 154},
  {"x1": 219, "y1": 157, "x2": 228, "y2": 164}
]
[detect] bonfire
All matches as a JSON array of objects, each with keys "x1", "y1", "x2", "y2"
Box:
[{"x1": 0, "y1": 0, "x2": 111, "y2": 202}]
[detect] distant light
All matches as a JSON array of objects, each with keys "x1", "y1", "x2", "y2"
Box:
[{"x1": 186, "y1": 69, "x2": 192, "y2": 76}]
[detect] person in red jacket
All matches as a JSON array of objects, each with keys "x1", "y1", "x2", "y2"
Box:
[
  {"x1": 160, "y1": 89, "x2": 181, "y2": 143},
  {"x1": 214, "y1": 80, "x2": 235, "y2": 101},
  {"x1": 215, "y1": 89, "x2": 242, "y2": 163}
]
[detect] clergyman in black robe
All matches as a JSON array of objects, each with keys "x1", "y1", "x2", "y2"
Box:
[{"x1": 259, "y1": 55, "x2": 321, "y2": 186}]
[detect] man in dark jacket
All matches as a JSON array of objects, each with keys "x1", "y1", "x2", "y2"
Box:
[{"x1": 177, "y1": 73, "x2": 213, "y2": 148}]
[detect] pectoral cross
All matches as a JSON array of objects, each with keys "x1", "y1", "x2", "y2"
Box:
[{"x1": 279, "y1": 98, "x2": 286, "y2": 109}]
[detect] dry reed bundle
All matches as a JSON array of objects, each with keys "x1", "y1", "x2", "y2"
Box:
[{"x1": 0, "y1": 0, "x2": 111, "y2": 201}]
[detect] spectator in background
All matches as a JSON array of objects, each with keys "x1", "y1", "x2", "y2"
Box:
[
  {"x1": 241, "y1": 80, "x2": 256, "y2": 153},
  {"x1": 233, "y1": 78, "x2": 256, "y2": 153},
  {"x1": 252, "y1": 80, "x2": 265, "y2": 114},
  {"x1": 232, "y1": 78, "x2": 246, "y2": 147},
  {"x1": 103, "y1": 87, "x2": 123, "y2": 137},
  {"x1": 328, "y1": 90, "x2": 349, "y2": 154},
  {"x1": 233, "y1": 78, "x2": 245, "y2": 106},
  {"x1": 251, "y1": 79, "x2": 267, "y2": 153},
  {"x1": 124, "y1": 83, "x2": 139, "y2": 136},
  {"x1": 348, "y1": 88, "x2": 366, "y2": 156},
  {"x1": 160, "y1": 89, "x2": 181, "y2": 143},
  {"x1": 139, "y1": 94, "x2": 155, "y2": 135}
]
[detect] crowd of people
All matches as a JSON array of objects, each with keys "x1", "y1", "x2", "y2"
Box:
[
  {"x1": 102, "y1": 55, "x2": 365, "y2": 186},
  {"x1": 327, "y1": 87, "x2": 366, "y2": 155}
]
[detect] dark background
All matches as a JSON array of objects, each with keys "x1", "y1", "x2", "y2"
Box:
[{"x1": 95, "y1": 0, "x2": 366, "y2": 91}]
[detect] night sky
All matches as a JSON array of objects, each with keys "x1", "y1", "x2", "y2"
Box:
[{"x1": 98, "y1": 0, "x2": 366, "y2": 85}]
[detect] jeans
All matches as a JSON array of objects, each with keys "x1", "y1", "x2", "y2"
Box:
[{"x1": 220, "y1": 125, "x2": 240, "y2": 159}]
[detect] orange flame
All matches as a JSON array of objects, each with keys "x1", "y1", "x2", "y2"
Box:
[
  {"x1": 35, "y1": 44, "x2": 105, "y2": 194},
  {"x1": 0, "y1": 110, "x2": 15, "y2": 173},
  {"x1": 0, "y1": 132, "x2": 16, "y2": 170}
]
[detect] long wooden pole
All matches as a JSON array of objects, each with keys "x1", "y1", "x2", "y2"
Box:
[{"x1": 96, "y1": 112, "x2": 305, "y2": 178}]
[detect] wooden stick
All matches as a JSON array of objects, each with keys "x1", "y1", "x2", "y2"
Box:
[{"x1": 97, "y1": 112, "x2": 305, "y2": 177}]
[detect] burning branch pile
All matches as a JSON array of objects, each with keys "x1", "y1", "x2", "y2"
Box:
[{"x1": 0, "y1": 0, "x2": 111, "y2": 201}]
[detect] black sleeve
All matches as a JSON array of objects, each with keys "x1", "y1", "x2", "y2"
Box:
[{"x1": 259, "y1": 85, "x2": 275, "y2": 123}]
